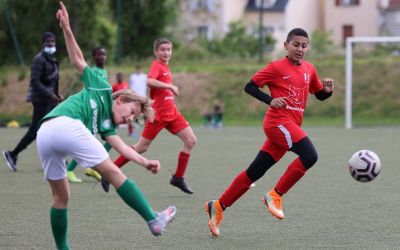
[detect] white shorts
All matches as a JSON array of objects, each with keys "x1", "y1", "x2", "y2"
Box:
[{"x1": 36, "y1": 116, "x2": 109, "y2": 180}]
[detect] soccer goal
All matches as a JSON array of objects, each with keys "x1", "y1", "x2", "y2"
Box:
[{"x1": 345, "y1": 36, "x2": 400, "y2": 129}]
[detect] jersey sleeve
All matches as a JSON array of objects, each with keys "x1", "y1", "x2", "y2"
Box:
[
  {"x1": 251, "y1": 63, "x2": 276, "y2": 88},
  {"x1": 100, "y1": 128, "x2": 116, "y2": 138},
  {"x1": 81, "y1": 66, "x2": 112, "y2": 90},
  {"x1": 147, "y1": 61, "x2": 160, "y2": 79},
  {"x1": 308, "y1": 64, "x2": 324, "y2": 94}
]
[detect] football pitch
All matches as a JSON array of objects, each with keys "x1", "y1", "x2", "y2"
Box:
[{"x1": 0, "y1": 126, "x2": 399, "y2": 250}]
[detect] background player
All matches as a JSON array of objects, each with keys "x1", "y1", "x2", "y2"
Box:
[
  {"x1": 67, "y1": 46, "x2": 110, "y2": 183},
  {"x1": 104, "y1": 38, "x2": 197, "y2": 194}
]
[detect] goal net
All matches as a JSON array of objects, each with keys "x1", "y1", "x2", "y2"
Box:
[{"x1": 345, "y1": 36, "x2": 400, "y2": 128}]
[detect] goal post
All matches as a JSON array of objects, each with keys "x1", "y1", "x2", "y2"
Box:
[{"x1": 345, "y1": 36, "x2": 400, "y2": 129}]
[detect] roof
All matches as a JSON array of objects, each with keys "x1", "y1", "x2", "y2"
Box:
[{"x1": 246, "y1": 0, "x2": 289, "y2": 12}]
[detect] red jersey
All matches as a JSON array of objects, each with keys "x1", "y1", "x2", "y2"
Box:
[
  {"x1": 252, "y1": 57, "x2": 323, "y2": 127},
  {"x1": 112, "y1": 81, "x2": 128, "y2": 93},
  {"x1": 147, "y1": 60, "x2": 178, "y2": 121}
]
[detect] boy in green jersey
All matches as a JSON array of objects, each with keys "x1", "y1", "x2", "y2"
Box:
[
  {"x1": 37, "y1": 3, "x2": 176, "y2": 249},
  {"x1": 67, "y1": 46, "x2": 110, "y2": 183}
]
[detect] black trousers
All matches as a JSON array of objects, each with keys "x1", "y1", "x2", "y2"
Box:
[{"x1": 12, "y1": 101, "x2": 57, "y2": 157}]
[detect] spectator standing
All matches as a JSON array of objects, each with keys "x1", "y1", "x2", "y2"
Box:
[
  {"x1": 129, "y1": 65, "x2": 147, "y2": 97},
  {"x1": 128, "y1": 65, "x2": 148, "y2": 137},
  {"x1": 2, "y1": 32, "x2": 62, "y2": 172}
]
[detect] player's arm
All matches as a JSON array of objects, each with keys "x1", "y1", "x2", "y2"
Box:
[
  {"x1": 315, "y1": 78, "x2": 334, "y2": 101},
  {"x1": 56, "y1": 2, "x2": 87, "y2": 73},
  {"x1": 105, "y1": 135, "x2": 160, "y2": 174},
  {"x1": 244, "y1": 80, "x2": 287, "y2": 108},
  {"x1": 147, "y1": 77, "x2": 179, "y2": 96},
  {"x1": 244, "y1": 80, "x2": 272, "y2": 104}
]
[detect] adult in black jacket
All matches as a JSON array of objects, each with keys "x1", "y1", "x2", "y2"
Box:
[{"x1": 2, "y1": 32, "x2": 63, "y2": 172}]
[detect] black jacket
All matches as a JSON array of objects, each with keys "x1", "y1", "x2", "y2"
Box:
[{"x1": 26, "y1": 51, "x2": 59, "y2": 103}]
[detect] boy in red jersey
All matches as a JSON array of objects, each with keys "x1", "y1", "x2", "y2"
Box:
[
  {"x1": 204, "y1": 28, "x2": 335, "y2": 237},
  {"x1": 112, "y1": 72, "x2": 129, "y2": 92},
  {"x1": 108, "y1": 38, "x2": 197, "y2": 194}
]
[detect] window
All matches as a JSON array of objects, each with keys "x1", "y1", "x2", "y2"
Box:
[
  {"x1": 198, "y1": 26, "x2": 209, "y2": 39},
  {"x1": 335, "y1": 0, "x2": 360, "y2": 6},
  {"x1": 189, "y1": 0, "x2": 214, "y2": 12},
  {"x1": 198, "y1": 0, "x2": 208, "y2": 10},
  {"x1": 342, "y1": 25, "x2": 353, "y2": 45},
  {"x1": 255, "y1": 0, "x2": 277, "y2": 8}
]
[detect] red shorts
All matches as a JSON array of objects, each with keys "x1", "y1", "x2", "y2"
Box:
[
  {"x1": 141, "y1": 113, "x2": 190, "y2": 140},
  {"x1": 260, "y1": 122, "x2": 307, "y2": 161}
]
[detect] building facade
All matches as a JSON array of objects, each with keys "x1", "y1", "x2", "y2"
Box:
[{"x1": 177, "y1": 0, "x2": 388, "y2": 52}]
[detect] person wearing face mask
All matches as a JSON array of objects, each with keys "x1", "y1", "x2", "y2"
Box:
[{"x1": 2, "y1": 31, "x2": 63, "y2": 172}]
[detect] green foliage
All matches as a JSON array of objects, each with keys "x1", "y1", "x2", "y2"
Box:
[
  {"x1": 0, "y1": 0, "x2": 177, "y2": 66},
  {"x1": 309, "y1": 30, "x2": 336, "y2": 56},
  {"x1": 17, "y1": 68, "x2": 26, "y2": 81},
  {"x1": 108, "y1": 0, "x2": 178, "y2": 60},
  {"x1": 200, "y1": 22, "x2": 275, "y2": 58},
  {"x1": 372, "y1": 43, "x2": 400, "y2": 56},
  {"x1": 1, "y1": 0, "x2": 60, "y2": 65}
]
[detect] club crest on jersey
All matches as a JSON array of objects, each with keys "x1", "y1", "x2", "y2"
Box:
[
  {"x1": 102, "y1": 119, "x2": 111, "y2": 129},
  {"x1": 288, "y1": 85, "x2": 308, "y2": 106},
  {"x1": 304, "y1": 73, "x2": 310, "y2": 84}
]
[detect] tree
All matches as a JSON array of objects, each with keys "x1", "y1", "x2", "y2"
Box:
[
  {"x1": 202, "y1": 22, "x2": 275, "y2": 58},
  {"x1": 109, "y1": 0, "x2": 178, "y2": 59},
  {"x1": 0, "y1": 0, "x2": 115, "y2": 66}
]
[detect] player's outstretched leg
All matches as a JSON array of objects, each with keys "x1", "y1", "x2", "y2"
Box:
[
  {"x1": 115, "y1": 179, "x2": 177, "y2": 236},
  {"x1": 147, "y1": 206, "x2": 177, "y2": 236},
  {"x1": 204, "y1": 200, "x2": 224, "y2": 237},
  {"x1": 262, "y1": 189, "x2": 284, "y2": 219}
]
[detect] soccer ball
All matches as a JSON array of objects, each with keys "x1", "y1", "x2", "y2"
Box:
[{"x1": 348, "y1": 150, "x2": 381, "y2": 182}]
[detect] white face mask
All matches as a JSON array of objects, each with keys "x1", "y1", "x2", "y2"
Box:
[{"x1": 44, "y1": 46, "x2": 56, "y2": 54}]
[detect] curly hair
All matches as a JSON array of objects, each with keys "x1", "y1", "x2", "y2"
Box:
[{"x1": 112, "y1": 89, "x2": 155, "y2": 122}]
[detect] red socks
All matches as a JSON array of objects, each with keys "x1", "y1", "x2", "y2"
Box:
[
  {"x1": 114, "y1": 149, "x2": 192, "y2": 175},
  {"x1": 174, "y1": 151, "x2": 190, "y2": 177},
  {"x1": 275, "y1": 158, "x2": 306, "y2": 195},
  {"x1": 219, "y1": 171, "x2": 253, "y2": 208},
  {"x1": 113, "y1": 146, "x2": 137, "y2": 168},
  {"x1": 114, "y1": 155, "x2": 129, "y2": 168}
]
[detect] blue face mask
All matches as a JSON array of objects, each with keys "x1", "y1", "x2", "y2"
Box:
[{"x1": 43, "y1": 46, "x2": 56, "y2": 55}]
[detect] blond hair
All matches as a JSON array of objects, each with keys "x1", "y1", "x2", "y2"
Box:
[{"x1": 112, "y1": 89, "x2": 155, "y2": 122}]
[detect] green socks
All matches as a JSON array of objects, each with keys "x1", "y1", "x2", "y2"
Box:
[
  {"x1": 103, "y1": 142, "x2": 112, "y2": 151},
  {"x1": 50, "y1": 207, "x2": 70, "y2": 250},
  {"x1": 66, "y1": 160, "x2": 77, "y2": 171},
  {"x1": 117, "y1": 179, "x2": 156, "y2": 221}
]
